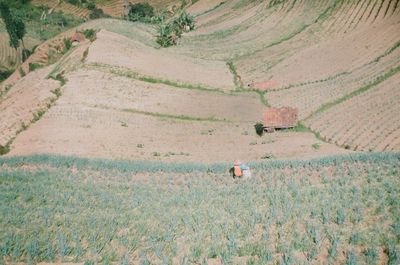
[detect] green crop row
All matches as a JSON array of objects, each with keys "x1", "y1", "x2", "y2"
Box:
[{"x1": 0, "y1": 152, "x2": 399, "y2": 264}]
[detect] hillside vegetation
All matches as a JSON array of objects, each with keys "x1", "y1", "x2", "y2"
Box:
[{"x1": 0, "y1": 0, "x2": 83, "y2": 80}]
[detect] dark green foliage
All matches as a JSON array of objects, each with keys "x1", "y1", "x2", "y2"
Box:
[
  {"x1": 254, "y1": 122, "x2": 264, "y2": 136},
  {"x1": 83, "y1": 28, "x2": 96, "y2": 42},
  {"x1": 22, "y1": 48, "x2": 32, "y2": 61},
  {"x1": 28, "y1": 62, "x2": 43, "y2": 71},
  {"x1": 0, "y1": 0, "x2": 83, "y2": 44},
  {"x1": 127, "y1": 2, "x2": 154, "y2": 22},
  {"x1": 67, "y1": 0, "x2": 79, "y2": 5},
  {"x1": 63, "y1": 38, "x2": 72, "y2": 53},
  {"x1": 0, "y1": 1, "x2": 26, "y2": 51},
  {"x1": 156, "y1": 23, "x2": 180, "y2": 47},
  {"x1": 0, "y1": 69, "x2": 13, "y2": 82},
  {"x1": 86, "y1": 1, "x2": 96, "y2": 11},
  {"x1": 0, "y1": 143, "x2": 11, "y2": 155},
  {"x1": 172, "y1": 11, "x2": 195, "y2": 32},
  {"x1": 156, "y1": 11, "x2": 195, "y2": 47},
  {"x1": 89, "y1": 7, "x2": 107, "y2": 19}
]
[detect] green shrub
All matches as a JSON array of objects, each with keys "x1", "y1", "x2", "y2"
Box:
[
  {"x1": 18, "y1": 67, "x2": 25, "y2": 77},
  {"x1": 0, "y1": 69, "x2": 13, "y2": 82},
  {"x1": 22, "y1": 48, "x2": 32, "y2": 61},
  {"x1": 156, "y1": 11, "x2": 195, "y2": 47},
  {"x1": 127, "y1": 3, "x2": 154, "y2": 22},
  {"x1": 0, "y1": 143, "x2": 10, "y2": 155},
  {"x1": 86, "y1": 1, "x2": 96, "y2": 11},
  {"x1": 63, "y1": 38, "x2": 72, "y2": 53},
  {"x1": 89, "y1": 8, "x2": 106, "y2": 19},
  {"x1": 156, "y1": 23, "x2": 179, "y2": 47},
  {"x1": 83, "y1": 28, "x2": 96, "y2": 42},
  {"x1": 28, "y1": 63, "x2": 43, "y2": 72},
  {"x1": 172, "y1": 11, "x2": 195, "y2": 32},
  {"x1": 255, "y1": 122, "x2": 264, "y2": 136},
  {"x1": 67, "y1": 0, "x2": 79, "y2": 5}
]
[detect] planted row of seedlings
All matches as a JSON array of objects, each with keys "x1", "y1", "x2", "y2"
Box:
[{"x1": 0, "y1": 153, "x2": 399, "y2": 264}]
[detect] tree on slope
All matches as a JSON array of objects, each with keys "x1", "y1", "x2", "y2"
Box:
[{"x1": 0, "y1": 1, "x2": 26, "y2": 53}]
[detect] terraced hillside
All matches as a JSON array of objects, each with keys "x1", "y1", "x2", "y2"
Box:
[
  {"x1": 0, "y1": 1, "x2": 84, "y2": 81},
  {"x1": 1, "y1": 0, "x2": 399, "y2": 161},
  {"x1": 31, "y1": 0, "x2": 91, "y2": 19},
  {"x1": 31, "y1": 0, "x2": 183, "y2": 18},
  {"x1": 94, "y1": 0, "x2": 128, "y2": 17},
  {"x1": 180, "y1": 0, "x2": 400, "y2": 152},
  {"x1": 0, "y1": 34, "x2": 41, "y2": 71}
]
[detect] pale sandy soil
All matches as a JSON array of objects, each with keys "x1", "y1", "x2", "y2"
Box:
[
  {"x1": 52, "y1": 69, "x2": 264, "y2": 122},
  {"x1": 7, "y1": 67, "x2": 348, "y2": 162},
  {"x1": 2, "y1": 0, "x2": 399, "y2": 162},
  {"x1": 8, "y1": 108, "x2": 348, "y2": 163},
  {"x1": 0, "y1": 66, "x2": 60, "y2": 147},
  {"x1": 86, "y1": 30, "x2": 235, "y2": 91},
  {"x1": 264, "y1": 17, "x2": 400, "y2": 87}
]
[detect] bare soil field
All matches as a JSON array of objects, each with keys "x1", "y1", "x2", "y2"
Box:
[
  {"x1": 304, "y1": 71, "x2": 400, "y2": 152},
  {"x1": 0, "y1": 66, "x2": 61, "y2": 148},
  {"x1": 1, "y1": 0, "x2": 399, "y2": 162},
  {"x1": 8, "y1": 68, "x2": 347, "y2": 162},
  {"x1": 86, "y1": 30, "x2": 235, "y2": 91}
]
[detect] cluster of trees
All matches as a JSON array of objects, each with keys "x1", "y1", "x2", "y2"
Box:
[
  {"x1": 125, "y1": 2, "x2": 195, "y2": 47},
  {"x1": 126, "y1": 2, "x2": 155, "y2": 22},
  {"x1": 65, "y1": 0, "x2": 106, "y2": 19},
  {"x1": 156, "y1": 11, "x2": 195, "y2": 47},
  {"x1": 0, "y1": 1, "x2": 26, "y2": 53}
]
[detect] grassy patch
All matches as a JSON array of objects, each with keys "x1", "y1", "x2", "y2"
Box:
[
  {"x1": 28, "y1": 63, "x2": 43, "y2": 72},
  {"x1": 226, "y1": 61, "x2": 243, "y2": 89},
  {"x1": 90, "y1": 63, "x2": 226, "y2": 94},
  {"x1": 312, "y1": 143, "x2": 321, "y2": 150},
  {"x1": 0, "y1": 142, "x2": 11, "y2": 155},
  {"x1": 18, "y1": 67, "x2": 26, "y2": 77}
]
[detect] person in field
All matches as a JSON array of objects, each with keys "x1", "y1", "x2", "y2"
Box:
[{"x1": 231, "y1": 160, "x2": 251, "y2": 179}]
